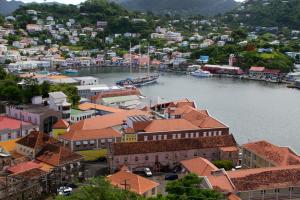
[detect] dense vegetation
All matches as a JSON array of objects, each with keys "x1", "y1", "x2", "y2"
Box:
[
  {"x1": 56, "y1": 174, "x2": 223, "y2": 200},
  {"x1": 112, "y1": 0, "x2": 238, "y2": 16},
  {"x1": 223, "y1": 0, "x2": 300, "y2": 28},
  {"x1": 0, "y1": 66, "x2": 80, "y2": 106},
  {"x1": 213, "y1": 160, "x2": 234, "y2": 171}
]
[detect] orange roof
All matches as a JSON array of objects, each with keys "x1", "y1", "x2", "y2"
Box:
[
  {"x1": 61, "y1": 128, "x2": 121, "y2": 141},
  {"x1": 227, "y1": 165, "x2": 300, "y2": 191},
  {"x1": 207, "y1": 171, "x2": 235, "y2": 192},
  {"x1": 220, "y1": 146, "x2": 239, "y2": 152},
  {"x1": 47, "y1": 75, "x2": 69, "y2": 79},
  {"x1": 0, "y1": 138, "x2": 20, "y2": 153},
  {"x1": 181, "y1": 157, "x2": 218, "y2": 176},
  {"x1": 144, "y1": 118, "x2": 199, "y2": 132},
  {"x1": 7, "y1": 161, "x2": 42, "y2": 174},
  {"x1": 53, "y1": 119, "x2": 69, "y2": 129},
  {"x1": 180, "y1": 106, "x2": 227, "y2": 129},
  {"x1": 69, "y1": 109, "x2": 149, "y2": 131},
  {"x1": 36, "y1": 144, "x2": 83, "y2": 166},
  {"x1": 242, "y1": 140, "x2": 300, "y2": 166},
  {"x1": 227, "y1": 194, "x2": 241, "y2": 200},
  {"x1": 107, "y1": 170, "x2": 159, "y2": 195},
  {"x1": 78, "y1": 102, "x2": 124, "y2": 113}
]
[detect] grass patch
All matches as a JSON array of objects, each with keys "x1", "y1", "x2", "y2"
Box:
[
  {"x1": 77, "y1": 149, "x2": 107, "y2": 162},
  {"x1": 68, "y1": 46, "x2": 84, "y2": 51}
]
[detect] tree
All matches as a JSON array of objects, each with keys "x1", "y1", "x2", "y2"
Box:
[
  {"x1": 41, "y1": 81, "x2": 50, "y2": 98},
  {"x1": 213, "y1": 160, "x2": 234, "y2": 171},
  {"x1": 165, "y1": 174, "x2": 223, "y2": 200},
  {"x1": 55, "y1": 177, "x2": 144, "y2": 200},
  {"x1": 0, "y1": 66, "x2": 7, "y2": 80}
]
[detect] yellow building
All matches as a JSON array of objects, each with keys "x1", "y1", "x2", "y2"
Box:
[
  {"x1": 121, "y1": 128, "x2": 137, "y2": 142},
  {"x1": 52, "y1": 119, "x2": 69, "y2": 138}
]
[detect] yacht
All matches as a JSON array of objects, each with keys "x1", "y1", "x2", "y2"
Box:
[{"x1": 191, "y1": 69, "x2": 212, "y2": 77}]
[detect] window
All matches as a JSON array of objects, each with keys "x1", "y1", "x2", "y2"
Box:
[
  {"x1": 165, "y1": 154, "x2": 169, "y2": 159},
  {"x1": 163, "y1": 135, "x2": 167, "y2": 140},
  {"x1": 172, "y1": 134, "x2": 176, "y2": 139},
  {"x1": 135, "y1": 157, "x2": 138, "y2": 161},
  {"x1": 145, "y1": 155, "x2": 149, "y2": 161},
  {"x1": 214, "y1": 131, "x2": 217, "y2": 136},
  {"x1": 177, "y1": 134, "x2": 181, "y2": 139},
  {"x1": 75, "y1": 141, "x2": 81, "y2": 146},
  {"x1": 90, "y1": 140, "x2": 95, "y2": 144},
  {"x1": 208, "y1": 131, "x2": 212, "y2": 136},
  {"x1": 153, "y1": 135, "x2": 156, "y2": 140},
  {"x1": 83, "y1": 141, "x2": 88, "y2": 145},
  {"x1": 158, "y1": 135, "x2": 162, "y2": 140},
  {"x1": 218, "y1": 131, "x2": 222, "y2": 135},
  {"x1": 203, "y1": 132, "x2": 207, "y2": 137},
  {"x1": 107, "y1": 139, "x2": 113, "y2": 142},
  {"x1": 185, "y1": 133, "x2": 189, "y2": 138},
  {"x1": 194, "y1": 151, "x2": 198, "y2": 157},
  {"x1": 152, "y1": 188, "x2": 155, "y2": 195},
  {"x1": 124, "y1": 157, "x2": 128, "y2": 162},
  {"x1": 144, "y1": 136, "x2": 148, "y2": 141},
  {"x1": 101, "y1": 139, "x2": 105, "y2": 143},
  {"x1": 195, "y1": 132, "x2": 199, "y2": 137},
  {"x1": 190, "y1": 133, "x2": 194, "y2": 138}
]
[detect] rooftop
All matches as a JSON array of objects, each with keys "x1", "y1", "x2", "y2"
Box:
[
  {"x1": 16, "y1": 131, "x2": 58, "y2": 150},
  {"x1": 78, "y1": 102, "x2": 124, "y2": 113},
  {"x1": 36, "y1": 143, "x2": 83, "y2": 166},
  {"x1": 181, "y1": 157, "x2": 218, "y2": 176},
  {"x1": 53, "y1": 119, "x2": 69, "y2": 129},
  {"x1": 0, "y1": 116, "x2": 33, "y2": 131},
  {"x1": 142, "y1": 118, "x2": 199, "y2": 132},
  {"x1": 113, "y1": 134, "x2": 237, "y2": 156},
  {"x1": 8, "y1": 104, "x2": 59, "y2": 114},
  {"x1": 7, "y1": 161, "x2": 42, "y2": 174},
  {"x1": 61, "y1": 127, "x2": 121, "y2": 141},
  {"x1": 242, "y1": 140, "x2": 300, "y2": 167},
  {"x1": 107, "y1": 170, "x2": 159, "y2": 195},
  {"x1": 69, "y1": 109, "x2": 149, "y2": 131}
]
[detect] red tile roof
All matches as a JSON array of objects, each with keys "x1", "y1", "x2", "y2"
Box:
[
  {"x1": 53, "y1": 119, "x2": 69, "y2": 129},
  {"x1": 227, "y1": 165, "x2": 300, "y2": 191},
  {"x1": 7, "y1": 161, "x2": 42, "y2": 174},
  {"x1": 16, "y1": 131, "x2": 58, "y2": 149},
  {"x1": 69, "y1": 109, "x2": 149, "y2": 131},
  {"x1": 60, "y1": 128, "x2": 121, "y2": 141},
  {"x1": 143, "y1": 118, "x2": 199, "y2": 132},
  {"x1": 36, "y1": 143, "x2": 83, "y2": 166},
  {"x1": 107, "y1": 170, "x2": 159, "y2": 195},
  {"x1": 242, "y1": 140, "x2": 300, "y2": 166},
  {"x1": 78, "y1": 102, "x2": 124, "y2": 113},
  {"x1": 0, "y1": 116, "x2": 33, "y2": 131},
  {"x1": 112, "y1": 135, "x2": 237, "y2": 156},
  {"x1": 181, "y1": 157, "x2": 218, "y2": 176}
]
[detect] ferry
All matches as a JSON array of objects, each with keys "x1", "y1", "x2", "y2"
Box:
[{"x1": 191, "y1": 69, "x2": 213, "y2": 77}]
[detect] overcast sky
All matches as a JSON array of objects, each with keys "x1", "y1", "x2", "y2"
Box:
[{"x1": 17, "y1": 0, "x2": 245, "y2": 5}]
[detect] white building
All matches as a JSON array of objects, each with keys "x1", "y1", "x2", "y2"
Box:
[
  {"x1": 48, "y1": 92, "x2": 71, "y2": 121},
  {"x1": 73, "y1": 76, "x2": 99, "y2": 86}
]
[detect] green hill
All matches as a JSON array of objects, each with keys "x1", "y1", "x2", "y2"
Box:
[
  {"x1": 223, "y1": 0, "x2": 300, "y2": 28},
  {"x1": 111, "y1": 0, "x2": 238, "y2": 16}
]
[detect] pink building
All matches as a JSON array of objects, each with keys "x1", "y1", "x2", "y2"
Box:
[{"x1": 109, "y1": 134, "x2": 239, "y2": 172}]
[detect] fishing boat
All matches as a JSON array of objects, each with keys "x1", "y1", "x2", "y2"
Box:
[
  {"x1": 64, "y1": 69, "x2": 78, "y2": 74},
  {"x1": 116, "y1": 43, "x2": 159, "y2": 87},
  {"x1": 191, "y1": 69, "x2": 212, "y2": 77}
]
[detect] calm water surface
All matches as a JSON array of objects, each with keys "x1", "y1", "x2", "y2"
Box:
[{"x1": 79, "y1": 68, "x2": 300, "y2": 152}]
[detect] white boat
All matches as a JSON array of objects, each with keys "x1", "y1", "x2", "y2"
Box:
[{"x1": 191, "y1": 69, "x2": 212, "y2": 77}]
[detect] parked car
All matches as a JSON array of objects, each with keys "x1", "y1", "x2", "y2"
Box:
[
  {"x1": 144, "y1": 168, "x2": 152, "y2": 177},
  {"x1": 57, "y1": 186, "x2": 73, "y2": 196},
  {"x1": 165, "y1": 173, "x2": 178, "y2": 180}
]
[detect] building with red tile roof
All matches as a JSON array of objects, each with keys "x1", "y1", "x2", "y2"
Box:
[
  {"x1": 205, "y1": 165, "x2": 300, "y2": 200},
  {"x1": 242, "y1": 140, "x2": 300, "y2": 168},
  {"x1": 0, "y1": 116, "x2": 38, "y2": 141},
  {"x1": 52, "y1": 119, "x2": 69, "y2": 129},
  {"x1": 110, "y1": 135, "x2": 238, "y2": 172},
  {"x1": 180, "y1": 157, "x2": 218, "y2": 176},
  {"x1": 7, "y1": 161, "x2": 42, "y2": 174},
  {"x1": 36, "y1": 143, "x2": 83, "y2": 167},
  {"x1": 78, "y1": 102, "x2": 124, "y2": 114},
  {"x1": 15, "y1": 131, "x2": 58, "y2": 159},
  {"x1": 107, "y1": 169, "x2": 159, "y2": 197},
  {"x1": 60, "y1": 128, "x2": 121, "y2": 151}
]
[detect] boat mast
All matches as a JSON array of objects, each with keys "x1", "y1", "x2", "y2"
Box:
[
  {"x1": 147, "y1": 44, "x2": 150, "y2": 76},
  {"x1": 129, "y1": 42, "x2": 132, "y2": 74},
  {"x1": 139, "y1": 42, "x2": 141, "y2": 77}
]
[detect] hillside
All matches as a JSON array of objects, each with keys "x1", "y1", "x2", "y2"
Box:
[
  {"x1": 0, "y1": 0, "x2": 24, "y2": 16},
  {"x1": 223, "y1": 0, "x2": 300, "y2": 28},
  {"x1": 111, "y1": 0, "x2": 238, "y2": 16}
]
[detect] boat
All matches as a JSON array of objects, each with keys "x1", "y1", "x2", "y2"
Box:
[
  {"x1": 116, "y1": 43, "x2": 159, "y2": 87},
  {"x1": 191, "y1": 69, "x2": 213, "y2": 77},
  {"x1": 116, "y1": 74, "x2": 159, "y2": 87},
  {"x1": 64, "y1": 69, "x2": 78, "y2": 74}
]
